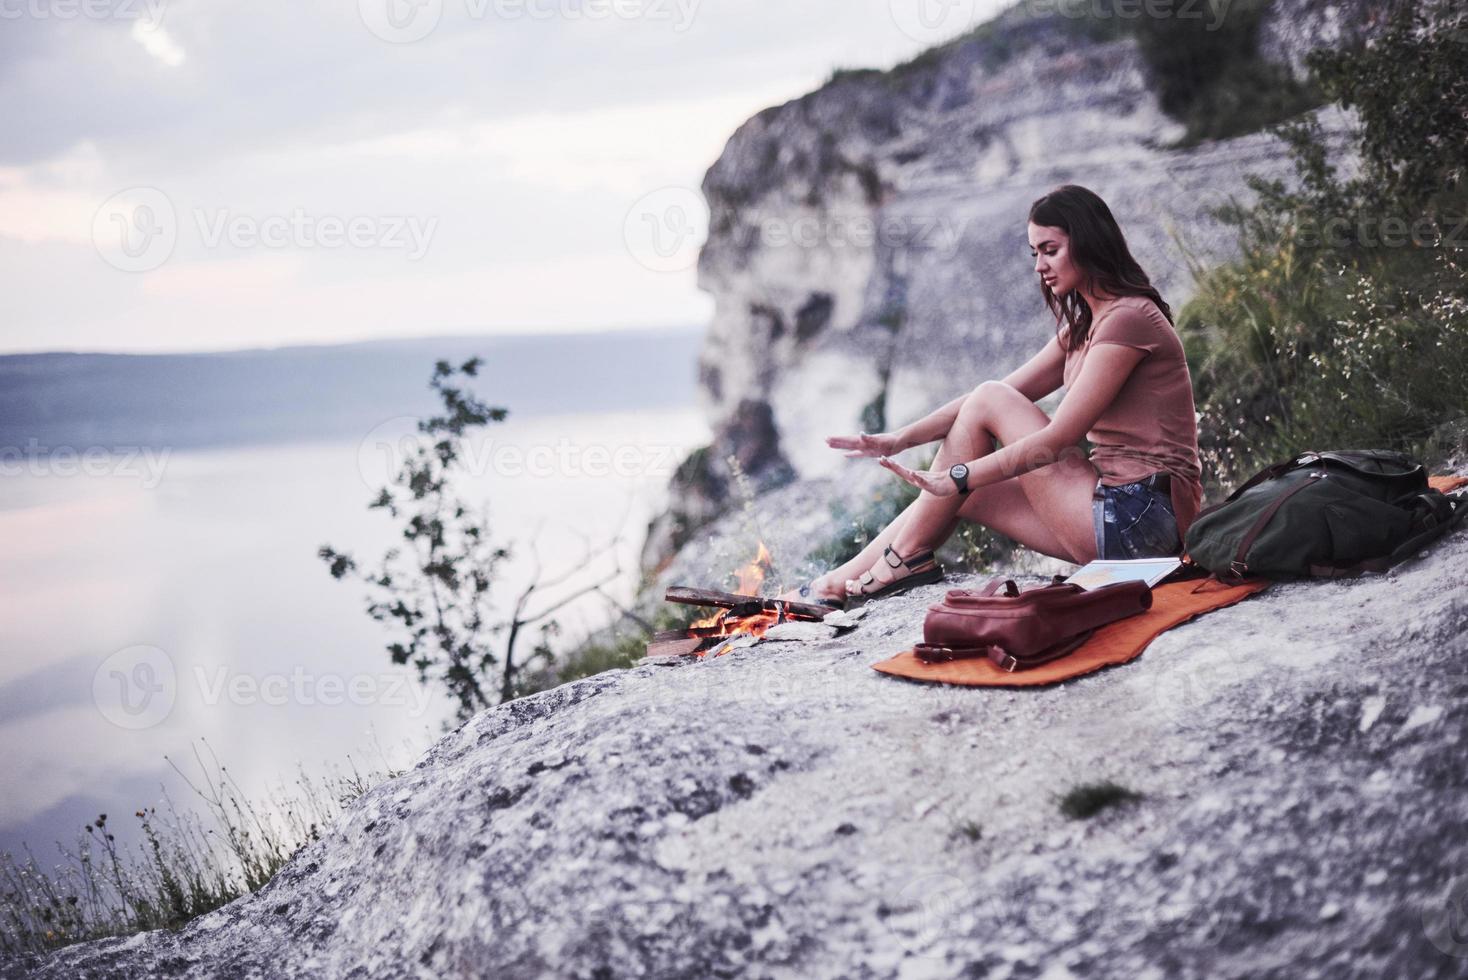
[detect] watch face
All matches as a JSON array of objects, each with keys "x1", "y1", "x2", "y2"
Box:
[{"x1": 951, "y1": 463, "x2": 968, "y2": 478}]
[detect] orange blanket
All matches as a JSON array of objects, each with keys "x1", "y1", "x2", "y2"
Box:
[{"x1": 871, "y1": 575, "x2": 1270, "y2": 687}]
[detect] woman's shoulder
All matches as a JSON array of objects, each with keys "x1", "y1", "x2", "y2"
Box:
[{"x1": 1101, "y1": 294, "x2": 1167, "y2": 325}]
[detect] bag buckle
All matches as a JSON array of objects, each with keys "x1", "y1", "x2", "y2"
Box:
[
  {"x1": 998, "y1": 653, "x2": 1018, "y2": 672},
  {"x1": 1228, "y1": 560, "x2": 1249, "y2": 578}
]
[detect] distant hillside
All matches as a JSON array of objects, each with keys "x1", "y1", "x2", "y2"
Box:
[{"x1": 0, "y1": 327, "x2": 704, "y2": 451}]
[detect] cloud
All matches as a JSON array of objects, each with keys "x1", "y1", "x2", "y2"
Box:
[
  {"x1": 130, "y1": 19, "x2": 185, "y2": 67},
  {"x1": 0, "y1": 0, "x2": 1005, "y2": 352}
]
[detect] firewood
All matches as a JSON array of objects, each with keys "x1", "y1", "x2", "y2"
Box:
[
  {"x1": 643, "y1": 636, "x2": 711, "y2": 659},
  {"x1": 663, "y1": 586, "x2": 829, "y2": 621}
]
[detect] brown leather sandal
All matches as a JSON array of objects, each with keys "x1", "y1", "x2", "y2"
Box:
[{"x1": 844, "y1": 545, "x2": 945, "y2": 605}]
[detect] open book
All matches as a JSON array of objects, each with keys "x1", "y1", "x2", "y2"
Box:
[{"x1": 1064, "y1": 556, "x2": 1182, "y2": 591}]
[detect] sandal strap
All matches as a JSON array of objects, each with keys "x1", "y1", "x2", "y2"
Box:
[
  {"x1": 883, "y1": 545, "x2": 936, "y2": 571},
  {"x1": 852, "y1": 547, "x2": 937, "y2": 596}
]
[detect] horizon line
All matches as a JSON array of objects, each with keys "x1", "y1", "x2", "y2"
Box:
[{"x1": 0, "y1": 321, "x2": 707, "y2": 360}]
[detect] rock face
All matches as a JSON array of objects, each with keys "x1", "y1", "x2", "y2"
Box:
[
  {"x1": 644, "y1": 0, "x2": 1396, "y2": 573},
  {"x1": 17, "y1": 470, "x2": 1468, "y2": 978}
]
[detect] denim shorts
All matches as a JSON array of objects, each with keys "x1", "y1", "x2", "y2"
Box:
[{"x1": 1092, "y1": 477, "x2": 1183, "y2": 561}]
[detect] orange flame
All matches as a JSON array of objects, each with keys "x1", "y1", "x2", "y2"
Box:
[
  {"x1": 688, "y1": 541, "x2": 783, "y2": 655},
  {"x1": 736, "y1": 540, "x2": 773, "y2": 597}
]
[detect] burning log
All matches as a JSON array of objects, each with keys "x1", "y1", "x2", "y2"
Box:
[
  {"x1": 645, "y1": 541, "x2": 838, "y2": 660},
  {"x1": 663, "y1": 587, "x2": 831, "y2": 622}
]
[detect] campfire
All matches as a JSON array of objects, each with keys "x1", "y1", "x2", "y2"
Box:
[{"x1": 646, "y1": 542, "x2": 837, "y2": 659}]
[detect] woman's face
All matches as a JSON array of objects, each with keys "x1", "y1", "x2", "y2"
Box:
[{"x1": 1028, "y1": 222, "x2": 1082, "y2": 298}]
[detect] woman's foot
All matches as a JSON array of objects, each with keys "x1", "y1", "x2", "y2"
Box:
[
  {"x1": 776, "y1": 575, "x2": 846, "y2": 610},
  {"x1": 844, "y1": 544, "x2": 945, "y2": 605}
]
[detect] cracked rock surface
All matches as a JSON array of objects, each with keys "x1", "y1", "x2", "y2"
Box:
[{"x1": 14, "y1": 482, "x2": 1468, "y2": 978}]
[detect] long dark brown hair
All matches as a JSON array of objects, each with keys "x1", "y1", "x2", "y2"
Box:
[{"x1": 1028, "y1": 184, "x2": 1173, "y2": 353}]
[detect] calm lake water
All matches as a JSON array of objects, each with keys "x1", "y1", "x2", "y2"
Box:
[{"x1": 0, "y1": 408, "x2": 709, "y2": 858}]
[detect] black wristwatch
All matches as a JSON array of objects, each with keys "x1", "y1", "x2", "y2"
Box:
[{"x1": 949, "y1": 462, "x2": 971, "y2": 495}]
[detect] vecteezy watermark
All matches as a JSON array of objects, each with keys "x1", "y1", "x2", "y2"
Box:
[
  {"x1": 358, "y1": 0, "x2": 702, "y2": 43},
  {"x1": 1423, "y1": 875, "x2": 1468, "y2": 958},
  {"x1": 94, "y1": 645, "x2": 177, "y2": 730},
  {"x1": 92, "y1": 187, "x2": 438, "y2": 273},
  {"x1": 1296, "y1": 211, "x2": 1468, "y2": 250},
  {"x1": 623, "y1": 186, "x2": 709, "y2": 274},
  {"x1": 1159, "y1": 184, "x2": 1241, "y2": 278},
  {"x1": 883, "y1": 872, "x2": 979, "y2": 956},
  {"x1": 888, "y1": 0, "x2": 982, "y2": 45},
  {"x1": 0, "y1": 0, "x2": 166, "y2": 23},
  {"x1": 1027, "y1": 0, "x2": 1233, "y2": 30},
  {"x1": 194, "y1": 208, "x2": 437, "y2": 259},
  {"x1": 624, "y1": 186, "x2": 970, "y2": 272},
  {"x1": 724, "y1": 207, "x2": 970, "y2": 259},
  {"x1": 1146, "y1": 643, "x2": 1252, "y2": 721},
  {"x1": 193, "y1": 665, "x2": 434, "y2": 718},
  {"x1": 92, "y1": 186, "x2": 177, "y2": 273},
  {"x1": 356, "y1": 416, "x2": 684, "y2": 491},
  {"x1": 0, "y1": 440, "x2": 172, "y2": 488}
]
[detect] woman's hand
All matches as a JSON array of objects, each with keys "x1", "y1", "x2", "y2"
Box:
[
  {"x1": 878, "y1": 456, "x2": 961, "y2": 497},
  {"x1": 826, "y1": 431, "x2": 905, "y2": 458}
]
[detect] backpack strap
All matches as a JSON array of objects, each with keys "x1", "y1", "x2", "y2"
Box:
[
  {"x1": 1216, "y1": 470, "x2": 1328, "y2": 584},
  {"x1": 1307, "y1": 489, "x2": 1468, "y2": 578}
]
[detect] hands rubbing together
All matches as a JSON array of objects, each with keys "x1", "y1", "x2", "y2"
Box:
[{"x1": 825, "y1": 431, "x2": 961, "y2": 499}]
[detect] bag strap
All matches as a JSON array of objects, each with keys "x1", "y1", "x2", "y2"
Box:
[
  {"x1": 914, "y1": 630, "x2": 1096, "y2": 671},
  {"x1": 1215, "y1": 470, "x2": 1328, "y2": 584}
]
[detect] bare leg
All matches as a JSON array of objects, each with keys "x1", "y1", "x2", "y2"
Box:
[{"x1": 801, "y1": 381, "x2": 1097, "y2": 599}]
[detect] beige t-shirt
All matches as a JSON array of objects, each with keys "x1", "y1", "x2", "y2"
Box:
[{"x1": 1061, "y1": 295, "x2": 1206, "y2": 540}]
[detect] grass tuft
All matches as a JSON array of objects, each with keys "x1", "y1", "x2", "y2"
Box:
[
  {"x1": 0, "y1": 739, "x2": 404, "y2": 957},
  {"x1": 1057, "y1": 781, "x2": 1145, "y2": 820}
]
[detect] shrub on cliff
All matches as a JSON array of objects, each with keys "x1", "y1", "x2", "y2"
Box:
[{"x1": 1176, "y1": 0, "x2": 1468, "y2": 496}]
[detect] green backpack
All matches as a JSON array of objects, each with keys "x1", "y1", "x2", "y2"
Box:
[{"x1": 1183, "y1": 449, "x2": 1468, "y2": 583}]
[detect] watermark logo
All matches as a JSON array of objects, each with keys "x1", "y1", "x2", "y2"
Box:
[
  {"x1": 357, "y1": 416, "x2": 437, "y2": 490},
  {"x1": 885, "y1": 872, "x2": 977, "y2": 954},
  {"x1": 358, "y1": 0, "x2": 443, "y2": 43},
  {"x1": 0, "y1": 440, "x2": 172, "y2": 488},
  {"x1": 623, "y1": 186, "x2": 709, "y2": 273},
  {"x1": 889, "y1": 0, "x2": 980, "y2": 44},
  {"x1": 1295, "y1": 211, "x2": 1468, "y2": 250},
  {"x1": 193, "y1": 208, "x2": 436, "y2": 259},
  {"x1": 359, "y1": 0, "x2": 702, "y2": 42},
  {"x1": 93, "y1": 186, "x2": 177, "y2": 273},
  {"x1": 193, "y1": 665, "x2": 433, "y2": 717},
  {"x1": 93, "y1": 645, "x2": 177, "y2": 730},
  {"x1": 724, "y1": 207, "x2": 969, "y2": 258},
  {"x1": 0, "y1": 0, "x2": 167, "y2": 24},
  {"x1": 1423, "y1": 875, "x2": 1468, "y2": 957},
  {"x1": 355, "y1": 415, "x2": 684, "y2": 492},
  {"x1": 1159, "y1": 184, "x2": 1239, "y2": 278},
  {"x1": 1029, "y1": 0, "x2": 1233, "y2": 31},
  {"x1": 1147, "y1": 646, "x2": 1251, "y2": 721},
  {"x1": 93, "y1": 188, "x2": 438, "y2": 272}
]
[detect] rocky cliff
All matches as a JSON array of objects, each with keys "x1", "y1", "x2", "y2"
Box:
[
  {"x1": 15, "y1": 462, "x2": 1468, "y2": 978},
  {"x1": 643, "y1": 0, "x2": 1396, "y2": 574}
]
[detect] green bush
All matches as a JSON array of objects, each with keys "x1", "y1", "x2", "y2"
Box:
[
  {"x1": 1179, "y1": 0, "x2": 1468, "y2": 495},
  {"x1": 1129, "y1": 0, "x2": 1323, "y2": 146}
]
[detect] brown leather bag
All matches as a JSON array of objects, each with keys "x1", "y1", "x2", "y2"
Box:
[{"x1": 914, "y1": 574, "x2": 1153, "y2": 671}]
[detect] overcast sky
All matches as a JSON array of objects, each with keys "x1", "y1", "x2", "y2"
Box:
[{"x1": 0, "y1": 0, "x2": 1013, "y2": 354}]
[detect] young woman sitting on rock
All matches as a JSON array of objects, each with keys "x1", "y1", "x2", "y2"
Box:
[{"x1": 778, "y1": 183, "x2": 1205, "y2": 610}]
